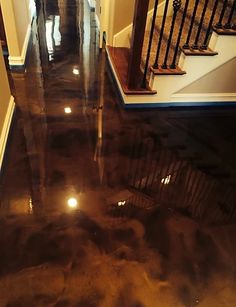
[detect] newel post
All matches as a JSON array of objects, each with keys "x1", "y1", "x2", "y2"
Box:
[{"x1": 127, "y1": 0, "x2": 150, "y2": 89}]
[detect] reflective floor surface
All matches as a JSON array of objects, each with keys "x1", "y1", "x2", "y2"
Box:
[{"x1": 1, "y1": 0, "x2": 236, "y2": 306}]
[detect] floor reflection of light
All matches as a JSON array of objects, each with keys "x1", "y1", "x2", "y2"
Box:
[
  {"x1": 64, "y1": 107, "x2": 72, "y2": 114},
  {"x1": 28, "y1": 198, "x2": 33, "y2": 214},
  {"x1": 45, "y1": 16, "x2": 61, "y2": 61},
  {"x1": 54, "y1": 16, "x2": 61, "y2": 47},
  {"x1": 67, "y1": 198, "x2": 78, "y2": 208},
  {"x1": 161, "y1": 174, "x2": 171, "y2": 185},
  {"x1": 118, "y1": 200, "x2": 126, "y2": 206},
  {"x1": 46, "y1": 19, "x2": 53, "y2": 54},
  {"x1": 73, "y1": 68, "x2": 80, "y2": 75}
]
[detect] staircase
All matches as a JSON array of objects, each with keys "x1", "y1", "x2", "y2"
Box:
[{"x1": 106, "y1": 0, "x2": 236, "y2": 107}]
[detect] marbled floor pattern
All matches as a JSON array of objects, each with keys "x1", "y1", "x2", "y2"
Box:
[{"x1": 1, "y1": 0, "x2": 236, "y2": 306}]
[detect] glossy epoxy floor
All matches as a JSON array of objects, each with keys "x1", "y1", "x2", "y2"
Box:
[{"x1": 1, "y1": 1, "x2": 236, "y2": 306}]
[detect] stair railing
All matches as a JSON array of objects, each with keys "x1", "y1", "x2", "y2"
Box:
[
  {"x1": 215, "y1": 0, "x2": 229, "y2": 28},
  {"x1": 142, "y1": 0, "x2": 159, "y2": 87},
  {"x1": 224, "y1": 0, "x2": 236, "y2": 29},
  {"x1": 192, "y1": 0, "x2": 209, "y2": 49},
  {"x1": 162, "y1": 0, "x2": 182, "y2": 68},
  {"x1": 133, "y1": 0, "x2": 236, "y2": 89},
  {"x1": 153, "y1": 0, "x2": 170, "y2": 69},
  {"x1": 170, "y1": 0, "x2": 190, "y2": 68},
  {"x1": 201, "y1": 0, "x2": 219, "y2": 49},
  {"x1": 183, "y1": 0, "x2": 201, "y2": 49}
]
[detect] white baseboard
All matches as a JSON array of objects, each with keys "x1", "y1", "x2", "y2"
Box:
[
  {"x1": 0, "y1": 96, "x2": 15, "y2": 170},
  {"x1": 8, "y1": 24, "x2": 31, "y2": 66},
  {"x1": 171, "y1": 93, "x2": 236, "y2": 103},
  {"x1": 95, "y1": 13, "x2": 100, "y2": 30},
  {"x1": 29, "y1": 0, "x2": 36, "y2": 21}
]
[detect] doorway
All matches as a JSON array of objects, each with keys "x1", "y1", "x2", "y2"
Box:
[{"x1": 0, "y1": 4, "x2": 7, "y2": 51}]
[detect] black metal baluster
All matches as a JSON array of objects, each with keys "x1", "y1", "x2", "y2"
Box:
[
  {"x1": 201, "y1": 0, "x2": 219, "y2": 49},
  {"x1": 170, "y1": 0, "x2": 190, "y2": 68},
  {"x1": 142, "y1": 0, "x2": 159, "y2": 88},
  {"x1": 162, "y1": 0, "x2": 182, "y2": 69},
  {"x1": 215, "y1": 0, "x2": 228, "y2": 29},
  {"x1": 192, "y1": 0, "x2": 209, "y2": 49},
  {"x1": 183, "y1": 0, "x2": 200, "y2": 49},
  {"x1": 153, "y1": 0, "x2": 170, "y2": 68},
  {"x1": 224, "y1": 0, "x2": 236, "y2": 29}
]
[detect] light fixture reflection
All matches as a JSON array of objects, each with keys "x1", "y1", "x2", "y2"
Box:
[
  {"x1": 73, "y1": 68, "x2": 80, "y2": 75},
  {"x1": 161, "y1": 174, "x2": 171, "y2": 185},
  {"x1": 118, "y1": 200, "x2": 126, "y2": 206},
  {"x1": 64, "y1": 107, "x2": 72, "y2": 114},
  {"x1": 67, "y1": 197, "x2": 78, "y2": 208},
  {"x1": 28, "y1": 198, "x2": 33, "y2": 214}
]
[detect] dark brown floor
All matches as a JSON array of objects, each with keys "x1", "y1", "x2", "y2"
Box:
[{"x1": 0, "y1": 0, "x2": 236, "y2": 306}]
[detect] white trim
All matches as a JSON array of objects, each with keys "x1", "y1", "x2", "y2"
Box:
[
  {"x1": 29, "y1": 0, "x2": 36, "y2": 21},
  {"x1": 0, "y1": 96, "x2": 15, "y2": 170},
  {"x1": 87, "y1": 0, "x2": 96, "y2": 9},
  {"x1": 171, "y1": 93, "x2": 236, "y2": 102},
  {"x1": 95, "y1": 13, "x2": 100, "y2": 30},
  {"x1": 8, "y1": 24, "x2": 31, "y2": 66}
]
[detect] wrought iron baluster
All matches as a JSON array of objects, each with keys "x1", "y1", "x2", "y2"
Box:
[
  {"x1": 215, "y1": 0, "x2": 228, "y2": 28},
  {"x1": 224, "y1": 0, "x2": 236, "y2": 29},
  {"x1": 192, "y1": 0, "x2": 209, "y2": 49},
  {"x1": 201, "y1": 0, "x2": 219, "y2": 49},
  {"x1": 170, "y1": 0, "x2": 190, "y2": 68},
  {"x1": 153, "y1": 0, "x2": 170, "y2": 68},
  {"x1": 183, "y1": 0, "x2": 200, "y2": 49},
  {"x1": 142, "y1": 0, "x2": 159, "y2": 88},
  {"x1": 162, "y1": 0, "x2": 182, "y2": 69}
]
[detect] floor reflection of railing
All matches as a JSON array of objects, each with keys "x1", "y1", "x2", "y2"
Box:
[{"x1": 127, "y1": 132, "x2": 236, "y2": 225}]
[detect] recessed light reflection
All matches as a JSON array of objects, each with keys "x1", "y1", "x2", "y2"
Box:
[
  {"x1": 28, "y1": 198, "x2": 33, "y2": 214},
  {"x1": 161, "y1": 174, "x2": 171, "y2": 185},
  {"x1": 64, "y1": 107, "x2": 72, "y2": 114},
  {"x1": 67, "y1": 197, "x2": 78, "y2": 208},
  {"x1": 73, "y1": 68, "x2": 80, "y2": 75},
  {"x1": 118, "y1": 200, "x2": 126, "y2": 206}
]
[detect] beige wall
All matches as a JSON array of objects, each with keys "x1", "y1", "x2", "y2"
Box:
[
  {"x1": 111, "y1": 0, "x2": 154, "y2": 35},
  {"x1": 113, "y1": 0, "x2": 135, "y2": 34},
  {"x1": 12, "y1": 0, "x2": 30, "y2": 52},
  {"x1": 178, "y1": 57, "x2": 236, "y2": 93},
  {"x1": 0, "y1": 45, "x2": 11, "y2": 134},
  {"x1": 0, "y1": 0, "x2": 20, "y2": 56},
  {"x1": 96, "y1": 0, "x2": 100, "y2": 18},
  {"x1": 0, "y1": 0, "x2": 30, "y2": 60}
]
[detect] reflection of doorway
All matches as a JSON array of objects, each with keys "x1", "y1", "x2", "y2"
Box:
[
  {"x1": 95, "y1": 0, "x2": 102, "y2": 47},
  {"x1": 0, "y1": 5, "x2": 7, "y2": 50}
]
